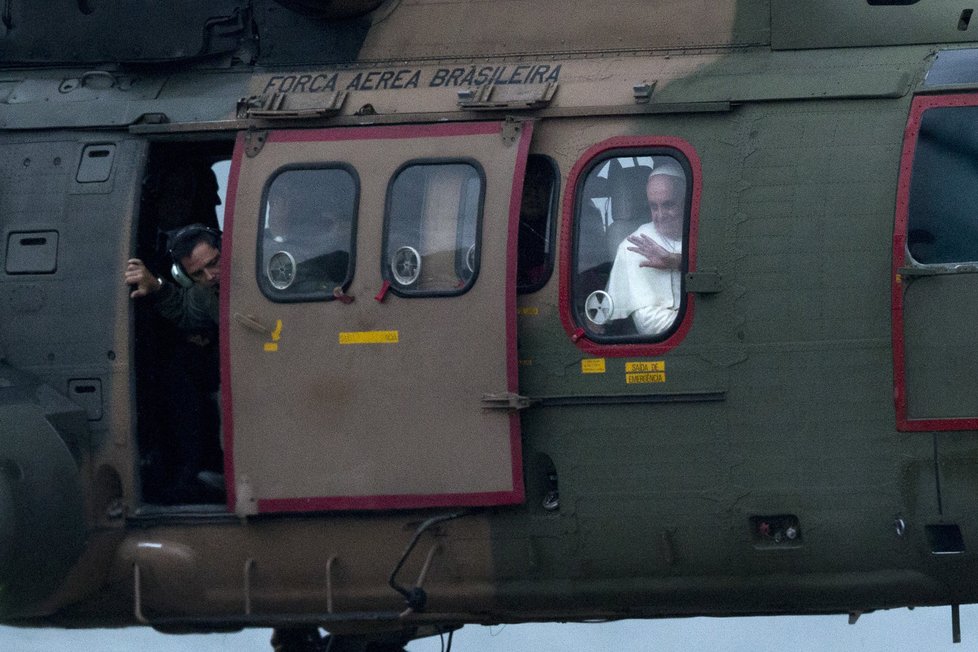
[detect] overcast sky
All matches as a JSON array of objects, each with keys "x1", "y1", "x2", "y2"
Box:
[{"x1": 3, "y1": 605, "x2": 977, "y2": 651}]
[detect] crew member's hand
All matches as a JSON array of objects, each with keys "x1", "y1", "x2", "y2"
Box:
[
  {"x1": 124, "y1": 258, "x2": 162, "y2": 299},
  {"x1": 626, "y1": 233, "x2": 681, "y2": 270}
]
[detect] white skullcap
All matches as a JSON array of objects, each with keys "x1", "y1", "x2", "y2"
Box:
[{"x1": 649, "y1": 158, "x2": 685, "y2": 180}]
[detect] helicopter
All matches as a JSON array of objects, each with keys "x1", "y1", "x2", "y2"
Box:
[{"x1": 4, "y1": 0, "x2": 978, "y2": 649}]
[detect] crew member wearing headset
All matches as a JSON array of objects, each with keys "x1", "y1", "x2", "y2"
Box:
[{"x1": 126, "y1": 224, "x2": 221, "y2": 328}]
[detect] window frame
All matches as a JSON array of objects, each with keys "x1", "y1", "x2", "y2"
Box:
[
  {"x1": 558, "y1": 136, "x2": 702, "y2": 357},
  {"x1": 255, "y1": 162, "x2": 360, "y2": 303},
  {"x1": 380, "y1": 157, "x2": 486, "y2": 298},
  {"x1": 892, "y1": 92, "x2": 978, "y2": 431}
]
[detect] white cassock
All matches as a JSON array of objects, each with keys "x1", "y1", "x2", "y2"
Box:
[{"x1": 605, "y1": 222, "x2": 682, "y2": 335}]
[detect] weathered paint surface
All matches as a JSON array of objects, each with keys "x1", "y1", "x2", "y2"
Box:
[{"x1": 0, "y1": 0, "x2": 977, "y2": 643}]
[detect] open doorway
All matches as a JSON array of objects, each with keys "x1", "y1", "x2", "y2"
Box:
[{"x1": 133, "y1": 139, "x2": 233, "y2": 506}]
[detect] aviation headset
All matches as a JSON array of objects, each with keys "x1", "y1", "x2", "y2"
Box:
[{"x1": 166, "y1": 224, "x2": 222, "y2": 288}]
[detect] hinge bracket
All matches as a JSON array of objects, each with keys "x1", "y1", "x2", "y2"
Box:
[
  {"x1": 633, "y1": 81, "x2": 657, "y2": 104},
  {"x1": 482, "y1": 392, "x2": 533, "y2": 411},
  {"x1": 244, "y1": 129, "x2": 268, "y2": 158},
  {"x1": 237, "y1": 91, "x2": 347, "y2": 120},
  {"x1": 457, "y1": 82, "x2": 556, "y2": 111},
  {"x1": 501, "y1": 117, "x2": 524, "y2": 146}
]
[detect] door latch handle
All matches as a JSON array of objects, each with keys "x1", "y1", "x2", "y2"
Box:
[{"x1": 233, "y1": 312, "x2": 271, "y2": 335}]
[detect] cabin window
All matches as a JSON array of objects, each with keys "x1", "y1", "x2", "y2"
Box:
[
  {"x1": 517, "y1": 155, "x2": 559, "y2": 294},
  {"x1": 570, "y1": 149, "x2": 692, "y2": 344},
  {"x1": 907, "y1": 104, "x2": 978, "y2": 265},
  {"x1": 258, "y1": 166, "x2": 357, "y2": 301},
  {"x1": 382, "y1": 160, "x2": 483, "y2": 296}
]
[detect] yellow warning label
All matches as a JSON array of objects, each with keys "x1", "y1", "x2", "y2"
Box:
[
  {"x1": 626, "y1": 361, "x2": 665, "y2": 373},
  {"x1": 264, "y1": 319, "x2": 283, "y2": 352},
  {"x1": 517, "y1": 306, "x2": 540, "y2": 316},
  {"x1": 339, "y1": 330, "x2": 399, "y2": 344},
  {"x1": 581, "y1": 358, "x2": 606, "y2": 374},
  {"x1": 626, "y1": 372, "x2": 666, "y2": 384}
]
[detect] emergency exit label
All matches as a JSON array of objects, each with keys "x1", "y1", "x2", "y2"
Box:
[
  {"x1": 625, "y1": 360, "x2": 666, "y2": 384},
  {"x1": 625, "y1": 361, "x2": 664, "y2": 373}
]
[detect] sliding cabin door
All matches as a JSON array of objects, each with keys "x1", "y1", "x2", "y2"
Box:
[{"x1": 222, "y1": 122, "x2": 531, "y2": 513}]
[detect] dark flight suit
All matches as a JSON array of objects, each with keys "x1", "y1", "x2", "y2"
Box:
[{"x1": 151, "y1": 282, "x2": 223, "y2": 503}]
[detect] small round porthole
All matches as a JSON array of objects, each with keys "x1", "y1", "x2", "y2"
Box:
[
  {"x1": 267, "y1": 250, "x2": 297, "y2": 290},
  {"x1": 390, "y1": 245, "x2": 421, "y2": 286}
]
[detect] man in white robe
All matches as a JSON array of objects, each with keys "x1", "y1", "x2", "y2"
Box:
[{"x1": 605, "y1": 161, "x2": 685, "y2": 335}]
